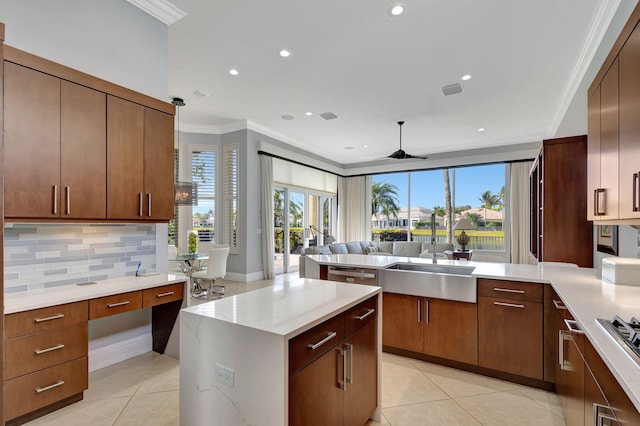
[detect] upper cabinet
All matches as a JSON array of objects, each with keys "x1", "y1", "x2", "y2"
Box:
[
  {"x1": 3, "y1": 46, "x2": 174, "y2": 222},
  {"x1": 588, "y1": 3, "x2": 640, "y2": 223}
]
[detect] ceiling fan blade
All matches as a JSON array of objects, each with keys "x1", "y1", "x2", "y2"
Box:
[{"x1": 404, "y1": 153, "x2": 429, "y2": 160}]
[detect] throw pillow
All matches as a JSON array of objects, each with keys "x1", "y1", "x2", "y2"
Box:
[{"x1": 366, "y1": 246, "x2": 379, "y2": 254}]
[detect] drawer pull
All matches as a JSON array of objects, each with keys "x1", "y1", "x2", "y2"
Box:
[
  {"x1": 34, "y1": 313, "x2": 65, "y2": 323},
  {"x1": 35, "y1": 343, "x2": 65, "y2": 355},
  {"x1": 552, "y1": 299, "x2": 567, "y2": 310},
  {"x1": 307, "y1": 331, "x2": 337, "y2": 350},
  {"x1": 35, "y1": 380, "x2": 65, "y2": 394},
  {"x1": 156, "y1": 291, "x2": 175, "y2": 298},
  {"x1": 493, "y1": 301, "x2": 525, "y2": 309},
  {"x1": 565, "y1": 319, "x2": 585, "y2": 335},
  {"x1": 107, "y1": 300, "x2": 131, "y2": 308},
  {"x1": 356, "y1": 309, "x2": 375, "y2": 321},
  {"x1": 493, "y1": 287, "x2": 525, "y2": 294}
]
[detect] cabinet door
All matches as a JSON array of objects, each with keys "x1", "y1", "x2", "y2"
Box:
[
  {"x1": 565, "y1": 332, "x2": 585, "y2": 426},
  {"x1": 598, "y1": 58, "x2": 619, "y2": 220},
  {"x1": 344, "y1": 319, "x2": 377, "y2": 426},
  {"x1": 4, "y1": 62, "x2": 61, "y2": 218},
  {"x1": 478, "y1": 297, "x2": 543, "y2": 379},
  {"x1": 619, "y1": 25, "x2": 640, "y2": 219},
  {"x1": 423, "y1": 298, "x2": 477, "y2": 365},
  {"x1": 382, "y1": 293, "x2": 423, "y2": 353},
  {"x1": 60, "y1": 81, "x2": 106, "y2": 219},
  {"x1": 289, "y1": 346, "x2": 344, "y2": 426},
  {"x1": 587, "y1": 86, "x2": 601, "y2": 221},
  {"x1": 107, "y1": 96, "x2": 144, "y2": 219},
  {"x1": 143, "y1": 108, "x2": 174, "y2": 220}
]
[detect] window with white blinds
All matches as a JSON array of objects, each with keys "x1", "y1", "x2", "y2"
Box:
[
  {"x1": 192, "y1": 149, "x2": 216, "y2": 242},
  {"x1": 223, "y1": 144, "x2": 239, "y2": 254}
]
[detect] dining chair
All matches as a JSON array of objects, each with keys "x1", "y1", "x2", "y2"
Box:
[{"x1": 191, "y1": 243, "x2": 229, "y2": 299}]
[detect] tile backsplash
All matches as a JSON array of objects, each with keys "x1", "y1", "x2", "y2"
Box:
[{"x1": 4, "y1": 224, "x2": 156, "y2": 293}]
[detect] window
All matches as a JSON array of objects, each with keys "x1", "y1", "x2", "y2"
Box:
[
  {"x1": 191, "y1": 148, "x2": 216, "y2": 243},
  {"x1": 371, "y1": 164, "x2": 506, "y2": 251},
  {"x1": 223, "y1": 144, "x2": 239, "y2": 254},
  {"x1": 169, "y1": 148, "x2": 179, "y2": 246}
]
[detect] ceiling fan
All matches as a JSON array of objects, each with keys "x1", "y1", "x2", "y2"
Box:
[{"x1": 387, "y1": 121, "x2": 429, "y2": 160}]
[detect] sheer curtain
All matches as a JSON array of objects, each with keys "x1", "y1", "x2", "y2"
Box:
[
  {"x1": 338, "y1": 176, "x2": 368, "y2": 242},
  {"x1": 260, "y1": 155, "x2": 275, "y2": 279},
  {"x1": 510, "y1": 161, "x2": 533, "y2": 264}
]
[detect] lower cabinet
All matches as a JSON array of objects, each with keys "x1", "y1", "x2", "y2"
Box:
[
  {"x1": 289, "y1": 296, "x2": 378, "y2": 426},
  {"x1": 382, "y1": 292, "x2": 477, "y2": 365}
]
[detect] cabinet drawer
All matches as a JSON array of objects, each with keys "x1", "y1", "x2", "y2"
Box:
[
  {"x1": 5, "y1": 301, "x2": 88, "y2": 339},
  {"x1": 478, "y1": 279, "x2": 543, "y2": 303},
  {"x1": 327, "y1": 267, "x2": 378, "y2": 285},
  {"x1": 142, "y1": 282, "x2": 184, "y2": 307},
  {"x1": 5, "y1": 322, "x2": 88, "y2": 380},
  {"x1": 289, "y1": 313, "x2": 345, "y2": 376},
  {"x1": 344, "y1": 296, "x2": 378, "y2": 337},
  {"x1": 5, "y1": 356, "x2": 88, "y2": 421},
  {"x1": 89, "y1": 291, "x2": 142, "y2": 319}
]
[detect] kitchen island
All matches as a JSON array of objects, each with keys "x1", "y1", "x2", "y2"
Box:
[
  {"x1": 305, "y1": 254, "x2": 640, "y2": 414},
  {"x1": 180, "y1": 278, "x2": 382, "y2": 426}
]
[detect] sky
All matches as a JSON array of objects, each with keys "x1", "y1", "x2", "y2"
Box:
[{"x1": 373, "y1": 163, "x2": 505, "y2": 210}]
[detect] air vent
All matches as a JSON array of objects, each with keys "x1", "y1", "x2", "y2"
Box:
[
  {"x1": 320, "y1": 112, "x2": 338, "y2": 120},
  {"x1": 442, "y1": 83, "x2": 464, "y2": 96}
]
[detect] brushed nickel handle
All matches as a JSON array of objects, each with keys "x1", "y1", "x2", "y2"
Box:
[
  {"x1": 156, "y1": 291, "x2": 175, "y2": 298},
  {"x1": 417, "y1": 299, "x2": 421, "y2": 323},
  {"x1": 356, "y1": 308, "x2": 375, "y2": 321},
  {"x1": 345, "y1": 343, "x2": 353, "y2": 384},
  {"x1": 65, "y1": 186, "x2": 70, "y2": 215},
  {"x1": 138, "y1": 193, "x2": 143, "y2": 217},
  {"x1": 595, "y1": 188, "x2": 606, "y2": 216},
  {"x1": 107, "y1": 300, "x2": 131, "y2": 308},
  {"x1": 339, "y1": 348, "x2": 347, "y2": 391},
  {"x1": 634, "y1": 173, "x2": 639, "y2": 212},
  {"x1": 147, "y1": 193, "x2": 152, "y2": 217},
  {"x1": 35, "y1": 313, "x2": 64, "y2": 323},
  {"x1": 565, "y1": 319, "x2": 584, "y2": 335},
  {"x1": 493, "y1": 287, "x2": 525, "y2": 294},
  {"x1": 35, "y1": 380, "x2": 65, "y2": 393},
  {"x1": 53, "y1": 185, "x2": 58, "y2": 215},
  {"x1": 425, "y1": 300, "x2": 430, "y2": 324},
  {"x1": 307, "y1": 331, "x2": 337, "y2": 350},
  {"x1": 559, "y1": 329, "x2": 570, "y2": 370},
  {"x1": 35, "y1": 343, "x2": 65, "y2": 355},
  {"x1": 493, "y1": 301, "x2": 524, "y2": 309},
  {"x1": 594, "y1": 189, "x2": 598, "y2": 217},
  {"x1": 553, "y1": 299, "x2": 567, "y2": 310}
]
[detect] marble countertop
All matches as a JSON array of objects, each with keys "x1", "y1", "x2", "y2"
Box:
[
  {"x1": 181, "y1": 278, "x2": 381, "y2": 339},
  {"x1": 4, "y1": 274, "x2": 189, "y2": 314},
  {"x1": 307, "y1": 253, "x2": 640, "y2": 411}
]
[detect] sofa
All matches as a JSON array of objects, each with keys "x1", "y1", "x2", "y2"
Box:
[{"x1": 299, "y1": 240, "x2": 454, "y2": 277}]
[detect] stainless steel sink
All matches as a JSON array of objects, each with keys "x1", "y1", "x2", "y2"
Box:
[{"x1": 379, "y1": 262, "x2": 477, "y2": 302}]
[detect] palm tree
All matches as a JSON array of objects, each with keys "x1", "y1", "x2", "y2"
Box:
[
  {"x1": 289, "y1": 198, "x2": 303, "y2": 226},
  {"x1": 443, "y1": 169, "x2": 453, "y2": 243},
  {"x1": 371, "y1": 181, "x2": 400, "y2": 225},
  {"x1": 273, "y1": 190, "x2": 284, "y2": 226},
  {"x1": 432, "y1": 206, "x2": 446, "y2": 217},
  {"x1": 478, "y1": 190, "x2": 499, "y2": 209}
]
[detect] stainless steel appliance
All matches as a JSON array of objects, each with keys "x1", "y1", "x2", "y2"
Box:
[{"x1": 597, "y1": 316, "x2": 640, "y2": 366}]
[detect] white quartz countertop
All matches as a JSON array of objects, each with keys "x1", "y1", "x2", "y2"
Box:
[
  {"x1": 307, "y1": 253, "x2": 640, "y2": 411},
  {"x1": 4, "y1": 274, "x2": 188, "y2": 314},
  {"x1": 181, "y1": 278, "x2": 381, "y2": 339}
]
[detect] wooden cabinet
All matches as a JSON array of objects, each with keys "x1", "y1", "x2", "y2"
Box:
[
  {"x1": 289, "y1": 295, "x2": 378, "y2": 426},
  {"x1": 382, "y1": 292, "x2": 477, "y2": 365},
  {"x1": 478, "y1": 279, "x2": 543, "y2": 379},
  {"x1": 107, "y1": 96, "x2": 174, "y2": 221},
  {"x1": 529, "y1": 136, "x2": 593, "y2": 267},
  {"x1": 4, "y1": 63, "x2": 107, "y2": 220}
]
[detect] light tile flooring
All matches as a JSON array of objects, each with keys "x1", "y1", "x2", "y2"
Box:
[{"x1": 25, "y1": 273, "x2": 565, "y2": 425}]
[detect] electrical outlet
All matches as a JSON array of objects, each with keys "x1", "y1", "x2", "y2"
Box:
[{"x1": 215, "y1": 364, "x2": 235, "y2": 387}]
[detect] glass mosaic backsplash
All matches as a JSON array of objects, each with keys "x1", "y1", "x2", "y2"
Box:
[{"x1": 4, "y1": 224, "x2": 157, "y2": 293}]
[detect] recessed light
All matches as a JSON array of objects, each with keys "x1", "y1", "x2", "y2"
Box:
[
  {"x1": 229, "y1": 69, "x2": 239, "y2": 76},
  {"x1": 462, "y1": 74, "x2": 471, "y2": 81},
  {"x1": 305, "y1": 112, "x2": 313, "y2": 116},
  {"x1": 389, "y1": 5, "x2": 404, "y2": 16},
  {"x1": 193, "y1": 90, "x2": 210, "y2": 98},
  {"x1": 363, "y1": 145, "x2": 369, "y2": 148},
  {"x1": 478, "y1": 127, "x2": 485, "y2": 132},
  {"x1": 279, "y1": 49, "x2": 291, "y2": 58},
  {"x1": 281, "y1": 114, "x2": 295, "y2": 120}
]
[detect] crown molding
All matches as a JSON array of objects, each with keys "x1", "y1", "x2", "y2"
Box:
[
  {"x1": 126, "y1": 0, "x2": 186, "y2": 25},
  {"x1": 547, "y1": 0, "x2": 621, "y2": 137}
]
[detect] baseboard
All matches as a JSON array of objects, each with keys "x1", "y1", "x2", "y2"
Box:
[
  {"x1": 89, "y1": 333, "x2": 152, "y2": 372},
  {"x1": 225, "y1": 270, "x2": 265, "y2": 283}
]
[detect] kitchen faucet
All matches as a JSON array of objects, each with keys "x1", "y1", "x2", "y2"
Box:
[{"x1": 431, "y1": 213, "x2": 437, "y2": 263}]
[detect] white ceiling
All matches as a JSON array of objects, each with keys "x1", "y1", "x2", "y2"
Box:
[{"x1": 167, "y1": 0, "x2": 622, "y2": 165}]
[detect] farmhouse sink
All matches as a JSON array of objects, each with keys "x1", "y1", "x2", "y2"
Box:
[{"x1": 379, "y1": 262, "x2": 477, "y2": 303}]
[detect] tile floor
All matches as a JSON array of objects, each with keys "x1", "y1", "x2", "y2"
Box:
[{"x1": 24, "y1": 273, "x2": 566, "y2": 425}]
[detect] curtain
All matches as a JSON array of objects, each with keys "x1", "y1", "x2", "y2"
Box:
[
  {"x1": 510, "y1": 161, "x2": 533, "y2": 264},
  {"x1": 338, "y1": 176, "x2": 367, "y2": 242},
  {"x1": 260, "y1": 155, "x2": 275, "y2": 279}
]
